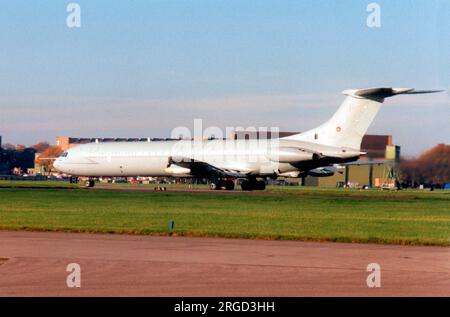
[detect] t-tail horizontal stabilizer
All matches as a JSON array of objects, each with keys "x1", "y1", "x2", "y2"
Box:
[{"x1": 343, "y1": 88, "x2": 444, "y2": 100}]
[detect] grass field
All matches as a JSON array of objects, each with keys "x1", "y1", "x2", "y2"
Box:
[{"x1": 0, "y1": 181, "x2": 449, "y2": 246}]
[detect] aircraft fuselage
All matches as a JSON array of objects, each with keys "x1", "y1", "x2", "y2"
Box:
[{"x1": 53, "y1": 138, "x2": 359, "y2": 178}]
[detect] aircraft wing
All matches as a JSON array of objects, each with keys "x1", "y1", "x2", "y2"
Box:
[
  {"x1": 168, "y1": 156, "x2": 244, "y2": 178},
  {"x1": 339, "y1": 161, "x2": 389, "y2": 166}
]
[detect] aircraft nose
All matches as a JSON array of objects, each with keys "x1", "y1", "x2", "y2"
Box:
[{"x1": 53, "y1": 160, "x2": 62, "y2": 171}]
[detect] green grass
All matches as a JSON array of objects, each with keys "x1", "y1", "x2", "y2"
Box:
[
  {"x1": 0, "y1": 181, "x2": 449, "y2": 246},
  {"x1": 0, "y1": 180, "x2": 79, "y2": 189}
]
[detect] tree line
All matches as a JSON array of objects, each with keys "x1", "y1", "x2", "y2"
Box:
[
  {"x1": 0, "y1": 142, "x2": 62, "y2": 174},
  {"x1": 399, "y1": 144, "x2": 449, "y2": 187}
]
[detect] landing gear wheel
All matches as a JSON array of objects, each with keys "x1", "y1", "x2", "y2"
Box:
[
  {"x1": 256, "y1": 180, "x2": 266, "y2": 190},
  {"x1": 225, "y1": 180, "x2": 235, "y2": 191},
  {"x1": 241, "y1": 179, "x2": 266, "y2": 191},
  {"x1": 241, "y1": 180, "x2": 251, "y2": 191},
  {"x1": 217, "y1": 180, "x2": 226, "y2": 190},
  {"x1": 69, "y1": 176, "x2": 78, "y2": 184},
  {"x1": 210, "y1": 182, "x2": 218, "y2": 190},
  {"x1": 85, "y1": 180, "x2": 95, "y2": 188}
]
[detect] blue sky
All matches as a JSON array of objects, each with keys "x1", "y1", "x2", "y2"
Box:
[{"x1": 0, "y1": 0, "x2": 448, "y2": 156}]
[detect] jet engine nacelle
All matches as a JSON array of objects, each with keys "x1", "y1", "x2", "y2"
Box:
[
  {"x1": 307, "y1": 167, "x2": 335, "y2": 177},
  {"x1": 268, "y1": 147, "x2": 314, "y2": 163},
  {"x1": 277, "y1": 171, "x2": 301, "y2": 178},
  {"x1": 165, "y1": 164, "x2": 191, "y2": 176}
]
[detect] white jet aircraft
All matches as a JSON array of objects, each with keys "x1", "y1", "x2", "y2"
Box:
[{"x1": 53, "y1": 87, "x2": 442, "y2": 190}]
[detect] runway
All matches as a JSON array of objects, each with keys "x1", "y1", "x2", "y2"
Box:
[{"x1": 0, "y1": 231, "x2": 448, "y2": 296}]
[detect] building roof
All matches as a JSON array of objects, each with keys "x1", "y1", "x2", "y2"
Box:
[{"x1": 361, "y1": 135, "x2": 393, "y2": 158}]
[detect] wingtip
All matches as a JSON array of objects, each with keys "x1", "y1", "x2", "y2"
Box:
[{"x1": 406, "y1": 89, "x2": 445, "y2": 94}]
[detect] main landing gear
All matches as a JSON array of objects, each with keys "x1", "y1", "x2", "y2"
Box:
[
  {"x1": 210, "y1": 179, "x2": 235, "y2": 191},
  {"x1": 209, "y1": 178, "x2": 266, "y2": 191},
  {"x1": 240, "y1": 178, "x2": 266, "y2": 191},
  {"x1": 85, "y1": 179, "x2": 95, "y2": 187}
]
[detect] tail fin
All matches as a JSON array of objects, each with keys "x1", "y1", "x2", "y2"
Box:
[{"x1": 284, "y1": 87, "x2": 443, "y2": 150}]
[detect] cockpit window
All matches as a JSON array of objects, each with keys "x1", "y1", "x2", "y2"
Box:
[{"x1": 60, "y1": 152, "x2": 69, "y2": 157}]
